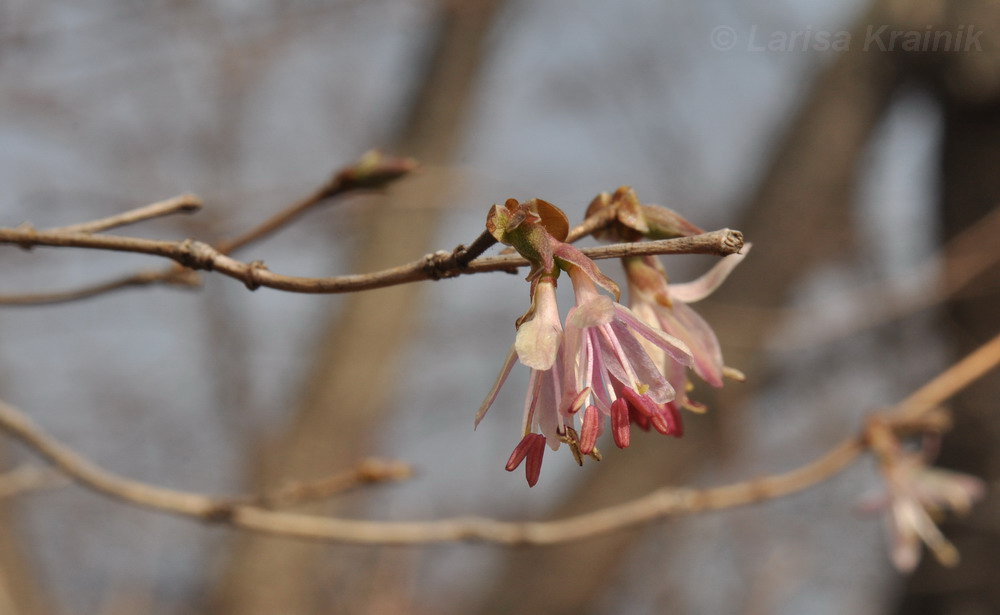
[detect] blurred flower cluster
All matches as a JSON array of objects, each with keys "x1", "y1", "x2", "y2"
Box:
[
  {"x1": 476, "y1": 190, "x2": 747, "y2": 486},
  {"x1": 866, "y1": 417, "x2": 985, "y2": 571}
]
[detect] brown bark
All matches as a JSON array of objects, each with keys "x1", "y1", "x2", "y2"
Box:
[{"x1": 209, "y1": 2, "x2": 508, "y2": 614}]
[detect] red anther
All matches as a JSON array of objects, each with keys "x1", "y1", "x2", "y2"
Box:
[
  {"x1": 649, "y1": 411, "x2": 672, "y2": 435},
  {"x1": 566, "y1": 387, "x2": 592, "y2": 415},
  {"x1": 579, "y1": 405, "x2": 600, "y2": 455},
  {"x1": 621, "y1": 387, "x2": 659, "y2": 417},
  {"x1": 611, "y1": 398, "x2": 631, "y2": 449},
  {"x1": 524, "y1": 434, "x2": 547, "y2": 487},
  {"x1": 505, "y1": 433, "x2": 536, "y2": 472},
  {"x1": 628, "y1": 404, "x2": 651, "y2": 431},
  {"x1": 664, "y1": 401, "x2": 684, "y2": 437}
]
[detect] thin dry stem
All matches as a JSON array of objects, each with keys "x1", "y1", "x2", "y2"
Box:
[
  {"x1": 48, "y1": 194, "x2": 203, "y2": 234},
  {"x1": 0, "y1": 465, "x2": 68, "y2": 499},
  {"x1": 0, "y1": 332, "x2": 993, "y2": 546},
  {"x1": 890, "y1": 331, "x2": 1000, "y2": 423},
  {"x1": 0, "y1": 154, "x2": 412, "y2": 306},
  {"x1": 0, "y1": 226, "x2": 744, "y2": 295},
  {"x1": 243, "y1": 458, "x2": 413, "y2": 508}
]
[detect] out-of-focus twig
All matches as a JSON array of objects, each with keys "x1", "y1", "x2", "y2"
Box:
[
  {"x1": 240, "y1": 458, "x2": 413, "y2": 508},
  {"x1": 0, "y1": 465, "x2": 68, "y2": 499},
  {"x1": 0, "y1": 332, "x2": 993, "y2": 546}
]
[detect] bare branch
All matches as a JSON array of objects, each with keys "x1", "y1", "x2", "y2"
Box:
[
  {"x1": 0, "y1": 465, "x2": 68, "y2": 499},
  {"x1": 891, "y1": 331, "x2": 1000, "y2": 423},
  {"x1": 0, "y1": 152, "x2": 416, "y2": 306},
  {"x1": 47, "y1": 194, "x2": 203, "y2": 235},
  {"x1": 242, "y1": 458, "x2": 413, "y2": 509},
  {"x1": 0, "y1": 226, "x2": 744, "y2": 294},
  {"x1": 0, "y1": 332, "x2": 992, "y2": 546},
  {"x1": 0, "y1": 270, "x2": 201, "y2": 307}
]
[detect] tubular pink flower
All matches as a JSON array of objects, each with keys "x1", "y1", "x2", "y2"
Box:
[
  {"x1": 625, "y1": 247, "x2": 748, "y2": 408},
  {"x1": 556, "y1": 266, "x2": 693, "y2": 451},
  {"x1": 476, "y1": 208, "x2": 710, "y2": 485},
  {"x1": 514, "y1": 278, "x2": 563, "y2": 371}
]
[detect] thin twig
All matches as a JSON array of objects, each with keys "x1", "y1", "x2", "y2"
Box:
[
  {"x1": 0, "y1": 153, "x2": 416, "y2": 306},
  {"x1": 0, "y1": 269, "x2": 201, "y2": 306},
  {"x1": 48, "y1": 194, "x2": 203, "y2": 234},
  {"x1": 242, "y1": 458, "x2": 413, "y2": 508},
  {"x1": 890, "y1": 331, "x2": 1000, "y2": 423},
  {"x1": 0, "y1": 333, "x2": 993, "y2": 545},
  {"x1": 0, "y1": 227, "x2": 744, "y2": 294},
  {"x1": 0, "y1": 464, "x2": 68, "y2": 499},
  {"x1": 214, "y1": 179, "x2": 348, "y2": 256}
]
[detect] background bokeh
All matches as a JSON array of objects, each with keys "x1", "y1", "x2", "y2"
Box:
[{"x1": 0, "y1": 1, "x2": 997, "y2": 614}]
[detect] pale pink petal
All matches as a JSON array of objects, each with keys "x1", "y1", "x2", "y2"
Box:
[
  {"x1": 656, "y1": 300, "x2": 724, "y2": 387},
  {"x1": 608, "y1": 320, "x2": 675, "y2": 403},
  {"x1": 613, "y1": 304, "x2": 693, "y2": 366},
  {"x1": 515, "y1": 282, "x2": 563, "y2": 370},
  {"x1": 567, "y1": 297, "x2": 616, "y2": 329},
  {"x1": 888, "y1": 501, "x2": 922, "y2": 572},
  {"x1": 475, "y1": 344, "x2": 517, "y2": 428},
  {"x1": 669, "y1": 244, "x2": 750, "y2": 304},
  {"x1": 535, "y1": 367, "x2": 563, "y2": 451}
]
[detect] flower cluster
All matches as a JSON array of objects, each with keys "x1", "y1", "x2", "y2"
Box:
[
  {"x1": 476, "y1": 193, "x2": 746, "y2": 486},
  {"x1": 866, "y1": 418, "x2": 985, "y2": 571}
]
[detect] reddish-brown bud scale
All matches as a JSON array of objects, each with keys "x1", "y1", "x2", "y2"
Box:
[
  {"x1": 611, "y1": 398, "x2": 631, "y2": 449},
  {"x1": 579, "y1": 405, "x2": 600, "y2": 455}
]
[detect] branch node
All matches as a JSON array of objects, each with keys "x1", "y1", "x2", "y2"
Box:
[
  {"x1": 422, "y1": 250, "x2": 460, "y2": 281},
  {"x1": 244, "y1": 260, "x2": 269, "y2": 291},
  {"x1": 13, "y1": 222, "x2": 37, "y2": 251},
  {"x1": 203, "y1": 502, "x2": 237, "y2": 523},
  {"x1": 176, "y1": 239, "x2": 217, "y2": 271}
]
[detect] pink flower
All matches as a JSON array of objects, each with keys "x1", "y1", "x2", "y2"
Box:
[
  {"x1": 476, "y1": 244, "x2": 696, "y2": 486},
  {"x1": 560, "y1": 264, "x2": 694, "y2": 450},
  {"x1": 475, "y1": 277, "x2": 568, "y2": 487},
  {"x1": 624, "y1": 247, "x2": 749, "y2": 411}
]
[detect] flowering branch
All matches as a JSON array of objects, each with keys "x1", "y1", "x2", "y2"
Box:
[
  {"x1": 0, "y1": 224, "x2": 743, "y2": 295},
  {"x1": 0, "y1": 332, "x2": 994, "y2": 546}
]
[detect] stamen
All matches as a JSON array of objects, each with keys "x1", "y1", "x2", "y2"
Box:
[
  {"x1": 611, "y1": 398, "x2": 631, "y2": 449},
  {"x1": 579, "y1": 405, "x2": 600, "y2": 455}
]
